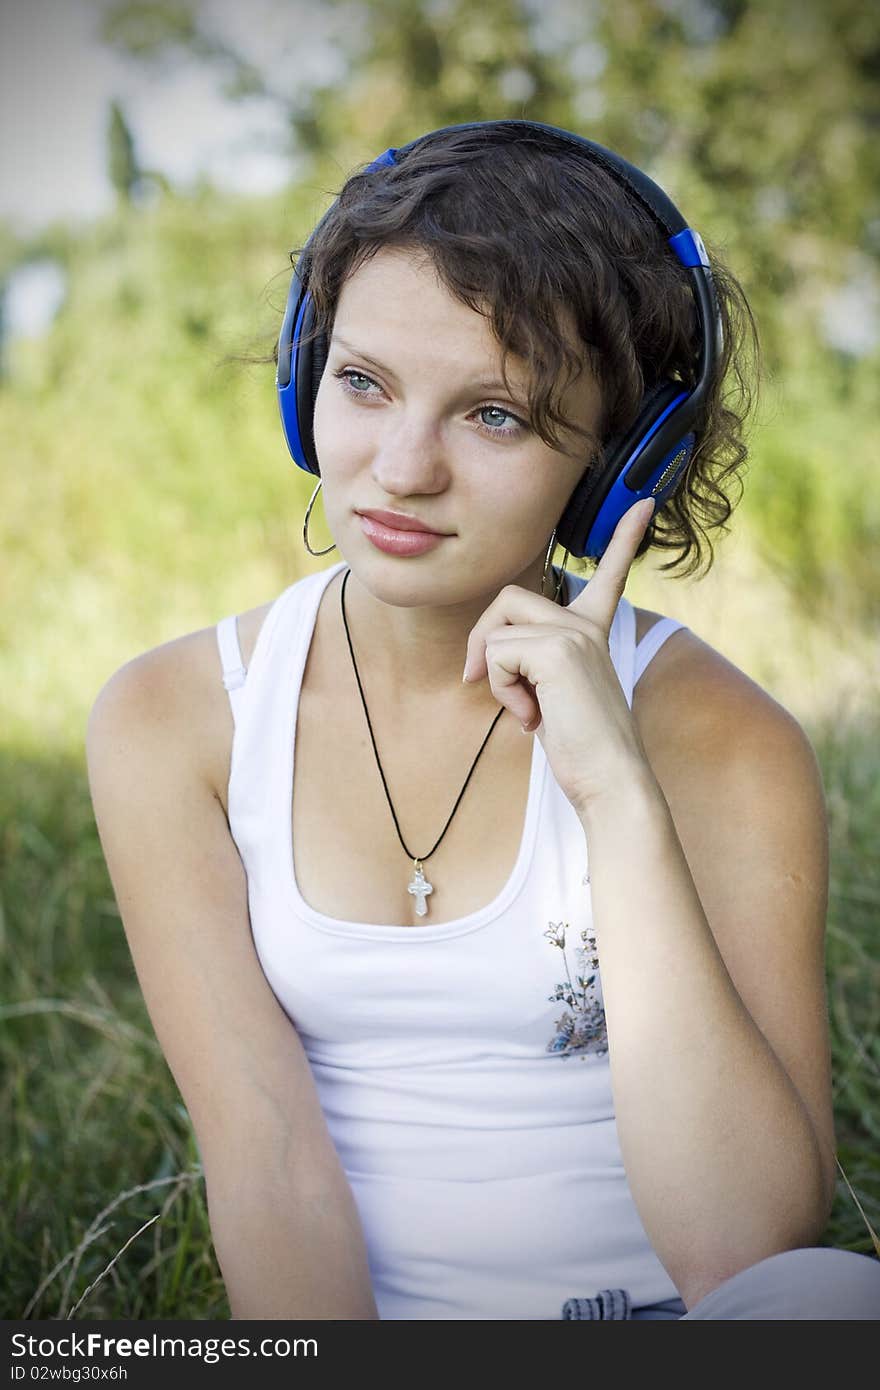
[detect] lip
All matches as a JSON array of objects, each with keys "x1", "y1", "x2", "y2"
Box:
[
  {"x1": 357, "y1": 513, "x2": 451, "y2": 557},
  {"x1": 356, "y1": 508, "x2": 451, "y2": 535}
]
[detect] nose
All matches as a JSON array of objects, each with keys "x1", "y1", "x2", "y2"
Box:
[{"x1": 368, "y1": 409, "x2": 450, "y2": 498}]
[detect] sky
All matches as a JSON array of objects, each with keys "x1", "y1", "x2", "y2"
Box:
[{"x1": 0, "y1": 0, "x2": 346, "y2": 235}]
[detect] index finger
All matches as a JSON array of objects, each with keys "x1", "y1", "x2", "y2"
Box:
[{"x1": 567, "y1": 497, "x2": 655, "y2": 633}]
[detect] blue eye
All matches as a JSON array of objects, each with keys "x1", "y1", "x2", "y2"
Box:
[
  {"x1": 475, "y1": 405, "x2": 524, "y2": 438},
  {"x1": 332, "y1": 367, "x2": 527, "y2": 440},
  {"x1": 335, "y1": 368, "x2": 378, "y2": 395}
]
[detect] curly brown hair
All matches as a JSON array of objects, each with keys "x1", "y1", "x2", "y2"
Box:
[{"x1": 269, "y1": 123, "x2": 761, "y2": 579}]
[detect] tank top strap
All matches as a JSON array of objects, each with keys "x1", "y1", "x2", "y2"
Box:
[
  {"x1": 216, "y1": 613, "x2": 248, "y2": 727},
  {"x1": 218, "y1": 562, "x2": 349, "y2": 735},
  {"x1": 633, "y1": 616, "x2": 689, "y2": 688},
  {"x1": 561, "y1": 572, "x2": 689, "y2": 703},
  {"x1": 615, "y1": 596, "x2": 638, "y2": 707}
]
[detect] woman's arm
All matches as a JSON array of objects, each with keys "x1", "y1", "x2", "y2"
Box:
[
  {"x1": 86, "y1": 641, "x2": 379, "y2": 1319},
  {"x1": 205, "y1": 1150, "x2": 378, "y2": 1320},
  {"x1": 580, "y1": 641, "x2": 837, "y2": 1314}
]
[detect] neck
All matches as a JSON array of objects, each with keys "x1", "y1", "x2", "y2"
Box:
[{"x1": 334, "y1": 556, "x2": 567, "y2": 704}]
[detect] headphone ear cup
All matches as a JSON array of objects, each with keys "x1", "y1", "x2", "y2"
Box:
[
  {"x1": 310, "y1": 330, "x2": 328, "y2": 409},
  {"x1": 601, "y1": 380, "x2": 683, "y2": 475},
  {"x1": 555, "y1": 451, "x2": 608, "y2": 559},
  {"x1": 301, "y1": 324, "x2": 328, "y2": 475},
  {"x1": 557, "y1": 381, "x2": 689, "y2": 560},
  {"x1": 292, "y1": 292, "x2": 323, "y2": 475},
  {"x1": 310, "y1": 328, "x2": 328, "y2": 436}
]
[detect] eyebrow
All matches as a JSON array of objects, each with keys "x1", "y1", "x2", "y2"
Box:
[{"x1": 329, "y1": 335, "x2": 527, "y2": 397}]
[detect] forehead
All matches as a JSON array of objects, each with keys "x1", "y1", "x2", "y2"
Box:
[
  {"x1": 333, "y1": 246, "x2": 494, "y2": 340},
  {"x1": 330, "y1": 245, "x2": 592, "y2": 402}
]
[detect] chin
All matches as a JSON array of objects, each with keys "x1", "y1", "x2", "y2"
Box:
[{"x1": 351, "y1": 553, "x2": 484, "y2": 609}]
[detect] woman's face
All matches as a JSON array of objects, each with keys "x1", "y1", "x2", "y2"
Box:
[{"x1": 312, "y1": 245, "x2": 602, "y2": 604}]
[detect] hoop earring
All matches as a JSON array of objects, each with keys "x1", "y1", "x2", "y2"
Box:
[
  {"x1": 542, "y1": 526, "x2": 570, "y2": 603},
  {"x1": 302, "y1": 477, "x2": 337, "y2": 557}
]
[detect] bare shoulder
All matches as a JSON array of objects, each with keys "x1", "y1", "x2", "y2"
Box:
[
  {"x1": 631, "y1": 604, "x2": 815, "y2": 772},
  {"x1": 90, "y1": 599, "x2": 275, "y2": 809}
]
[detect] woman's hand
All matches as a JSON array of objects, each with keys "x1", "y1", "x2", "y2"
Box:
[{"x1": 461, "y1": 497, "x2": 657, "y2": 818}]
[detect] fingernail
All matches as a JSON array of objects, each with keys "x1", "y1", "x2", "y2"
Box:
[{"x1": 462, "y1": 667, "x2": 470, "y2": 683}]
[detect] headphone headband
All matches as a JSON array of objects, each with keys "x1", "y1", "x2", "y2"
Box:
[
  {"x1": 396, "y1": 120, "x2": 689, "y2": 236},
  {"x1": 276, "y1": 118, "x2": 724, "y2": 560}
]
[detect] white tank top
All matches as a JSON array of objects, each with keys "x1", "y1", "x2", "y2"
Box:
[{"x1": 216, "y1": 561, "x2": 688, "y2": 1319}]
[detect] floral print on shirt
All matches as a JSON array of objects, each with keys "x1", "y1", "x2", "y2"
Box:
[{"x1": 544, "y1": 920, "x2": 608, "y2": 1059}]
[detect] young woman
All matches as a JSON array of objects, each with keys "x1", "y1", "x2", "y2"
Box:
[{"x1": 86, "y1": 120, "x2": 880, "y2": 1321}]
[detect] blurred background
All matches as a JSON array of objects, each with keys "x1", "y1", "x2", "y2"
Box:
[{"x1": 2, "y1": 0, "x2": 878, "y2": 1318}]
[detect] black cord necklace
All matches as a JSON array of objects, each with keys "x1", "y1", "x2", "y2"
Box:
[{"x1": 339, "y1": 566, "x2": 567, "y2": 919}]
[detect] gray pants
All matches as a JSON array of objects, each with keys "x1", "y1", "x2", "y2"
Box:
[{"x1": 561, "y1": 1247, "x2": 880, "y2": 1319}]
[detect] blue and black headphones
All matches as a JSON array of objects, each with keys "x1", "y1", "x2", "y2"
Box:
[{"x1": 276, "y1": 119, "x2": 723, "y2": 561}]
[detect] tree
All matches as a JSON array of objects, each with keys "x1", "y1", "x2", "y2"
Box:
[{"x1": 107, "y1": 99, "x2": 142, "y2": 204}]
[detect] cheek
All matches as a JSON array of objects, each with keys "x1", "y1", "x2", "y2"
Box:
[
  {"x1": 500, "y1": 460, "x2": 565, "y2": 522},
  {"x1": 459, "y1": 448, "x2": 566, "y2": 547},
  {"x1": 312, "y1": 383, "x2": 340, "y2": 458},
  {"x1": 312, "y1": 385, "x2": 364, "y2": 479},
  {"x1": 468, "y1": 476, "x2": 560, "y2": 557}
]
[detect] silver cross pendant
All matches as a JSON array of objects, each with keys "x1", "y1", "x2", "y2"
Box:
[{"x1": 407, "y1": 860, "x2": 434, "y2": 917}]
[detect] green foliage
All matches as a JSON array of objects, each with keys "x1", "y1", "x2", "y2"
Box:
[
  {"x1": 107, "y1": 100, "x2": 141, "y2": 204},
  {"x1": 744, "y1": 344, "x2": 880, "y2": 624},
  {"x1": 101, "y1": 0, "x2": 199, "y2": 59},
  {"x1": 1, "y1": 185, "x2": 319, "y2": 749},
  {"x1": 593, "y1": 0, "x2": 879, "y2": 368}
]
